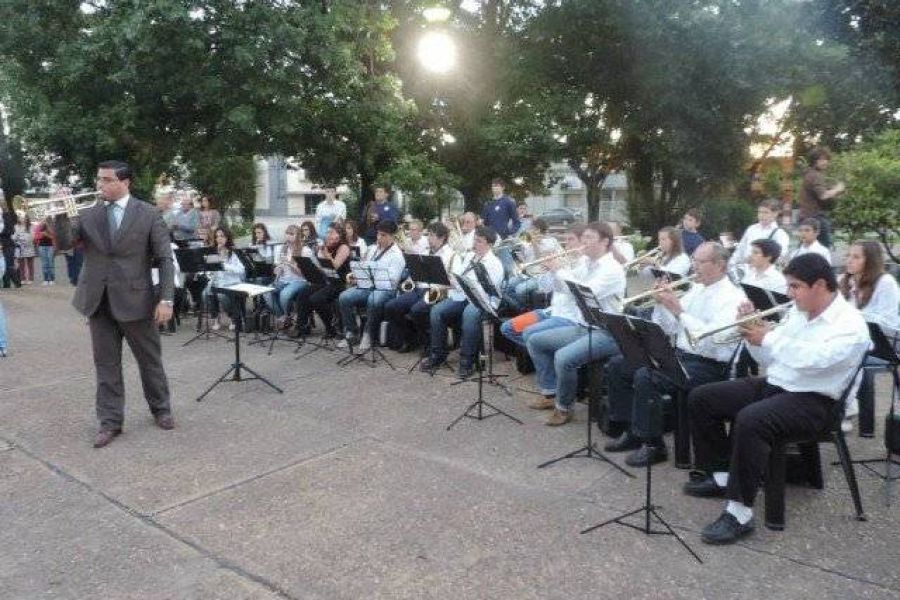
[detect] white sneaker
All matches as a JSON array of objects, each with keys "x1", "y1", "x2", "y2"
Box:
[
  {"x1": 356, "y1": 332, "x2": 372, "y2": 354},
  {"x1": 841, "y1": 417, "x2": 855, "y2": 433},
  {"x1": 42, "y1": 281, "x2": 49, "y2": 286},
  {"x1": 336, "y1": 337, "x2": 350, "y2": 349}
]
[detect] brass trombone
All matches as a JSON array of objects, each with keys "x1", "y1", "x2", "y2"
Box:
[
  {"x1": 685, "y1": 302, "x2": 793, "y2": 348},
  {"x1": 619, "y1": 274, "x2": 696, "y2": 309},
  {"x1": 624, "y1": 247, "x2": 662, "y2": 271}
]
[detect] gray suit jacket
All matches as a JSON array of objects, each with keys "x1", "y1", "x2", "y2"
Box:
[{"x1": 71, "y1": 197, "x2": 174, "y2": 322}]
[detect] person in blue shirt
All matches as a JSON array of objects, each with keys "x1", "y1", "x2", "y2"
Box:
[
  {"x1": 481, "y1": 179, "x2": 520, "y2": 240},
  {"x1": 360, "y1": 184, "x2": 401, "y2": 244},
  {"x1": 681, "y1": 208, "x2": 705, "y2": 257}
]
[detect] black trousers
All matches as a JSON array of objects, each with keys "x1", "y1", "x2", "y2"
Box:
[
  {"x1": 689, "y1": 377, "x2": 832, "y2": 507},
  {"x1": 89, "y1": 295, "x2": 172, "y2": 430}
]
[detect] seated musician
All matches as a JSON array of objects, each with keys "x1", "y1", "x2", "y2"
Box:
[
  {"x1": 604, "y1": 242, "x2": 745, "y2": 465},
  {"x1": 504, "y1": 218, "x2": 562, "y2": 311},
  {"x1": 839, "y1": 240, "x2": 900, "y2": 433},
  {"x1": 343, "y1": 219, "x2": 368, "y2": 260},
  {"x1": 523, "y1": 222, "x2": 625, "y2": 426},
  {"x1": 384, "y1": 222, "x2": 453, "y2": 353},
  {"x1": 459, "y1": 212, "x2": 477, "y2": 251},
  {"x1": 337, "y1": 220, "x2": 405, "y2": 352},
  {"x1": 740, "y1": 239, "x2": 786, "y2": 294},
  {"x1": 294, "y1": 223, "x2": 352, "y2": 338},
  {"x1": 728, "y1": 198, "x2": 790, "y2": 271},
  {"x1": 265, "y1": 225, "x2": 310, "y2": 330},
  {"x1": 684, "y1": 254, "x2": 870, "y2": 544},
  {"x1": 299, "y1": 220, "x2": 319, "y2": 251},
  {"x1": 420, "y1": 226, "x2": 504, "y2": 379},
  {"x1": 203, "y1": 227, "x2": 246, "y2": 331},
  {"x1": 640, "y1": 226, "x2": 691, "y2": 282},
  {"x1": 248, "y1": 222, "x2": 274, "y2": 264},
  {"x1": 407, "y1": 219, "x2": 430, "y2": 255},
  {"x1": 787, "y1": 218, "x2": 831, "y2": 265}
]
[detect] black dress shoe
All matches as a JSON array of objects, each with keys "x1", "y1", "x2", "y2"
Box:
[
  {"x1": 701, "y1": 511, "x2": 755, "y2": 545},
  {"x1": 683, "y1": 472, "x2": 727, "y2": 498},
  {"x1": 93, "y1": 428, "x2": 122, "y2": 448},
  {"x1": 603, "y1": 432, "x2": 642, "y2": 453},
  {"x1": 419, "y1": 357, "x2": 445, "y2": 373},
  {"x1": 625, "y1": 444, "x2": 668, "y2": 467}
]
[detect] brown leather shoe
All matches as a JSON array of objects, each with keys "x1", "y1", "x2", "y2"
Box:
[
  {"x1": 545, "y1": 409, "x2": 572, "y2": 426},
  {"x1": 527, "y1": 396, "x2": 556, "y2": 410},
  {"x1": 93, "y1": 428, "x2": 122, "y2": 448},
  {"x1": 154, "y1": 413, "x2": 175, "y2": 430}
]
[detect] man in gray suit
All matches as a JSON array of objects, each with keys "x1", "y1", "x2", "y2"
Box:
[{"x1": 69, "y1": 160, "x2": 176, "y2": 448}]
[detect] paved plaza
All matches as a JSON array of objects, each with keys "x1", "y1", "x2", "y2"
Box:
[{"x1": 1, "y1": 280, "x2": 899, "y2": 600}]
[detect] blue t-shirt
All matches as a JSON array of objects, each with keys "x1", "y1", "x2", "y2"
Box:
[
  {"x1": 682, "y1": 230, "x2": 705, "y2": 256},
  {"x1": 481, "y1": 196, "x2": 520, "y2": 239}
]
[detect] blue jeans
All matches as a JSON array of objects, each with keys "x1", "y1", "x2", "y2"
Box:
[
  {"x1": 526, "y1": 325, "x2": 621, "y2": 410},
  {"x1": 338, "y1": 287, "x2": 395, "y2": 340},
  {"x1": 65, "y1": 248, "x2": 83, "y2": 285},
  {"x1": 499, "y1": 309, "x2": 572, "y2": 348},
  {"x1": 267, "y1": 279, "x2": 309, "y2": 317},
  {"x1": 428, "y1": 298, "x2": 485, "y2": 366},
  {"x1": 0, "y1": 300, "x2": 7, "y2": 350},
  {"x1": 38, "y1": 245, "x2": 55, "y2": 282}
]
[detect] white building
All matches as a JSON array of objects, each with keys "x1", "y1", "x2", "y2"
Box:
[{"x1": 523, "y1": 162, "x2": 629, "y2": 224}]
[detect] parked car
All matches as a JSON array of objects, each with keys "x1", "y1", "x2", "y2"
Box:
[{"x1": 537, "y1": 207, "x2": 583, "y2": 226}]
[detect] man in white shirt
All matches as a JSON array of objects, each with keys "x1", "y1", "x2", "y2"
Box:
[
  {"x1": 729, "y1": 199, "x2": 789, "y2": 268},
  {"x1": 421, "y1": 226, "x2": 505, "y2": 379},
  {"x1": 459, "y1": 212, "x2": 477, "y2": 251},
  {"x1": 787, "y1": 218, "x2": 831, "y2": 265},
  {"x1": 604, "y1": 243, "x2": 746, "y2": 465},
  {"x1": 523, "y1": 222, "x2": 626, "y2": 426},
  {"x1": 407, "y1": 219, "x2": 430, "y2": 255},
  {"x1": 337, "y1": 220, "x2": 406, "y2": 352},
  {"x1": 684, "y1": 253, "x2": 870, "y2": 544},
  {"x1": 314, "y1": 188, "x2": 347, "y2": 240}
]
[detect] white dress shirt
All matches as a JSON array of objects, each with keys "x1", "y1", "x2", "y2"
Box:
[
  {"x1": 555, "y1": 252, "x2": 626, "y2": 325},
  {"x1": 730, "y1": 222, "x2": 790, "y2": 266},
  {"x1": 449, "y1": 250, "x2": 504, "y2": 307},
  {"x1": 654, "y1": 275, "x2": 746, "y2": 362},
  {"x1": 741, "y1": 264, "x2": 787, "y2": 295},
  {"x1": 410, "y1": 235, "x2": 430, "y2": 255},
  {"x1": 848, "y1": 274, "x2": 900, "y2": 330},
  {"x1": 351, "y1": 238, "x2": 368, "y2": 260},
  {"x1": 790, "y1": 240, "x2": 831, "y2": 265},
  {"x1": 462, "y1": 230, "x2": 475, "y2": 251},
  {"x1": 747, "y1": 293, "x2": 871, "y2": 400},
  {"x1": 660, "y1": 252, "x2": 692, "y2": 277},
  {"x1": 357, "y1": 242, "x2": 405, "y2": 290},
  {"x1": 613, "y1": 239, "x2": 636, "y2": 263}
]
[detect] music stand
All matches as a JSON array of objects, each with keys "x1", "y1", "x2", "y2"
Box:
[
  {"x1": 336, "y1": 264, "x2": 396, "y2": 369},
  {"x1": 176, "y1": 248, "x2": 230, "y2": 346},
  {"x1": 536, "y1": 282, "x2": 633, "y2": 477},
  {"x1": 580, "y1": 313, "x2": 702, "y2": 564},
  {"x1": 403, "y1": 254, "x2": 453, "y2": 374},
  {"x1": 289, "y1": 256, "x2": 336, "y2": 358},
  {"x1": 843, "y1": 324, "x2": 900, "y2": 496},
  {"x1": 196, "y1": 284, "x2": 283, "y2": 402},
  {"x1": 446, "y1": 274, "x2": 522, "y2": 430}
]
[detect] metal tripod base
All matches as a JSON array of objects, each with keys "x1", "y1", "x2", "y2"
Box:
[
  {"x1": 195, "y1": 361, "x2": 284, "y2": 402},
  {"x1": 538, "y1": 442, "x2": 635, "y2": 478},
  {"x1": 182, "y1": 311, "x2": 231, "y2": 347},
  {"x1": 337, "y1": 344, "x2": 396, "y2": 370},
  {"x1": 446, "y1": 356, "x2": 522, "y2": 430}
]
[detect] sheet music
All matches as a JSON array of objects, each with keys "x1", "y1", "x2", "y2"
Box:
[{"x1": 224, "y1": 282, "x2": 276, "y2": 297}]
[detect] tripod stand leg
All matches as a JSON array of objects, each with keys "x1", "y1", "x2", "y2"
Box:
[
  {"x1": 237, "y1": 362, "x2": 285, "y2": 394},
  {"x1": 196, "y1": 365, "x2": 237, "y2": 402}
]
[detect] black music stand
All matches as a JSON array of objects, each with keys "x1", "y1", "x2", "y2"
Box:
[
  {"x1": 176, "y1": 248, "x2": 230, "y2": 346},
  {"x1": 536, "y1": 282, "x2": 632, "y2": 477},
  {"x1": 196, "y1": 285, "x2": 283, "y2": 402},
  {"x1": 403, "y1": 253, "x2": 454, "y2": 374},
  {"x1": 580, "y1": 312, "x2": 702, "y2": 564},
  {"x1": 336, "y1": 264, "x2": 396, "y2": 369},
  {"x1": 842, "y1": 324, "x2": 900, "y2": 495},
  {"x1": 289, "y1": 256, "x2": 335, "y2": 358},
  {"x1": 446, "y1": 275, "x2": 522, "y2": 430}
]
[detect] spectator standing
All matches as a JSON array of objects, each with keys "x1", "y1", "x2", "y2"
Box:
[
  {"x1": 34, "y1": 218, "x2": 56, "y2": 285},
  {"x1": 13, "y1": 211, "x2": 36, "y2": 284}
]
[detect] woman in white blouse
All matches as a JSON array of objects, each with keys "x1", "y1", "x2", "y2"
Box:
[
  {"x1": 642, "y1": 226, "x2": 691, "y2": 282},
  {"x1": 741, "y1": 239, "x2": 787, "y2": 295},
  {"x1": 840, "y1": 240, "x2": 900, "y2": 434},
  {"x1": 204, "y1": 227, "x2": 246, "y2": 331}
]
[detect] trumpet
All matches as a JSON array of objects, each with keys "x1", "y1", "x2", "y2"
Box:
[
  {"x1": 345, "y1": 272, "x2": 357, "y2": 286},
  {"x1": 619, "y1": 274, "x2": 696, "y2": 309},
  {"x1": 686, "y1": 302, "x2": 793, "y2": 348},
  {"x1": 624, "y1": 247, "x2": 662, "y2": 271},
  {"x1": 424, "y1": 285, "x2": 448, "y2": 305},
  {"x1": 395, "y1": 226, "x2": 411, "y2": 251},
  {"x1": 400, "y1": 276, "x2": 415, "y2": 293},
  {"x1": 514, "y1": 245, "x2": 585, "y2": 277},
  {"x1": 23, "y1": 191, "x2": 100, "y2": 220}
]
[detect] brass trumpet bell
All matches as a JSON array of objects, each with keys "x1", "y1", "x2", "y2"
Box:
[{"x1": 23, "y1": 192, "x2": 99, "y2": 220}]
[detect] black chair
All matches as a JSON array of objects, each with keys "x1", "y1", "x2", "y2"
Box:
[{"x1": 763, "y1": 358, "x2": 868, "y2": 530}]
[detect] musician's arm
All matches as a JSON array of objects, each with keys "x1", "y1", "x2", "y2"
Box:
[{"x1": 331, "y1": 245, "x2": 351, "y2": 270}]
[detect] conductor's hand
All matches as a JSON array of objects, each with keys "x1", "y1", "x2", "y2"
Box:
[
  {"x1": 741, "y1": 320, "x2": 772, "y2": 347},
  {"x1": 154, "y1": 302, "x2": 173, "y2": 326}
]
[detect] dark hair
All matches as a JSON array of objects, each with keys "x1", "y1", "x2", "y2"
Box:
[
  {"x1": 658, "y1": 225, "x2": 684, "y2": 260},
  {"x1": 839, "y1": 240, "x2": 885, "y2": 308},
  {"x1": 475, "y1": 225, "x2": 497, "y2": 245},
  {"x1": 751, "y1": 238, "x2": 781, "y2": 262},
  {"x1": 373, "y1": 183, "x2": 391, "y2": 194},
  {"x1": 584, "y1": 221, "x2": 613, "y2": 244},
  {"x1": 376, "y1": 219, "x2": 398, "y2": 235},
  {"x1": 759, "y1": 198, "x2": 780, "y2": 213},
  {"x1": 97, "y1": 160, "x2": 134, "y2": 183},
  {"x1": 684, "y1": 208, "x2": 702, "y2": 223},
  {"x1": 516, "y1": 201, "x2": 528, "y2": 208},
  {"x1": 325, "y1": 222, "x2": 348, "y2": 249},
  {"x1": 212, "y1": 226, "x2": 235, "y2": 250},
  {"x1": 300, "y1": 220, "x2": 318, "y2": 240},
  {"x1": 531, "y1": 218, "x2": 549, "y2": 234},
  {"x1": 570, "y1": 223, "x2": 587, "y2": 238},
  {"x1": 798, "y1": 217, "x2": 820, "y2": 232},
  {"x1": 344, "y1": 219, "x2": 360, "y2": 242},
  {"x1": 428, "y1": 222, "x2": 449, "y2": 241},
  {"x1": 251, "y1": 222, "x2": 271, "y2": 243},
  {"x1": 201, "y1": 194, "x2": 216, "y2": 209},
  {"x1": 784, "y1": 253, "x2": 837, "y2": 292},
  {"x1": 491, "y1": 178, "x2": 506, "y2": 188},
  {"x1": 809, "y1": 147, "x2": 831, "y2": 163}
]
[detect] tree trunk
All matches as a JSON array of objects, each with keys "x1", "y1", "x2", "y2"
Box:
[{"x1": 586, "y1": 182, "x2": 601, "y2": 223}]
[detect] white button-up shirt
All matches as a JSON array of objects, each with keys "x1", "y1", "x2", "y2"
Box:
[
  {"x1": 654, "y1": 276, "x2": 746, "y2": 362},
  {"x1": 741, "y1": 264, "x2": 787, "y2": 295},
  {"x1": 789, "y1": 240, "x2": 831, "y2": 265},
  {"x1": 449, "y1": 250, "x2": 504, "y2": 307},
  {"x1": 748, "y1": 293, "x2": 871, "y2": 400},
  {"x1": 357, "y1": 242, "x2": 406, "y2": 290},
  {"x1": 554, "y1": 252, "x2": 626, "y2": 326},
  {"x1": 730, "y1": 222, "x2": 790, "y2": 266},
  {"x1": 848, "y1": 273, "x2": 900, "y2": 330}
]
